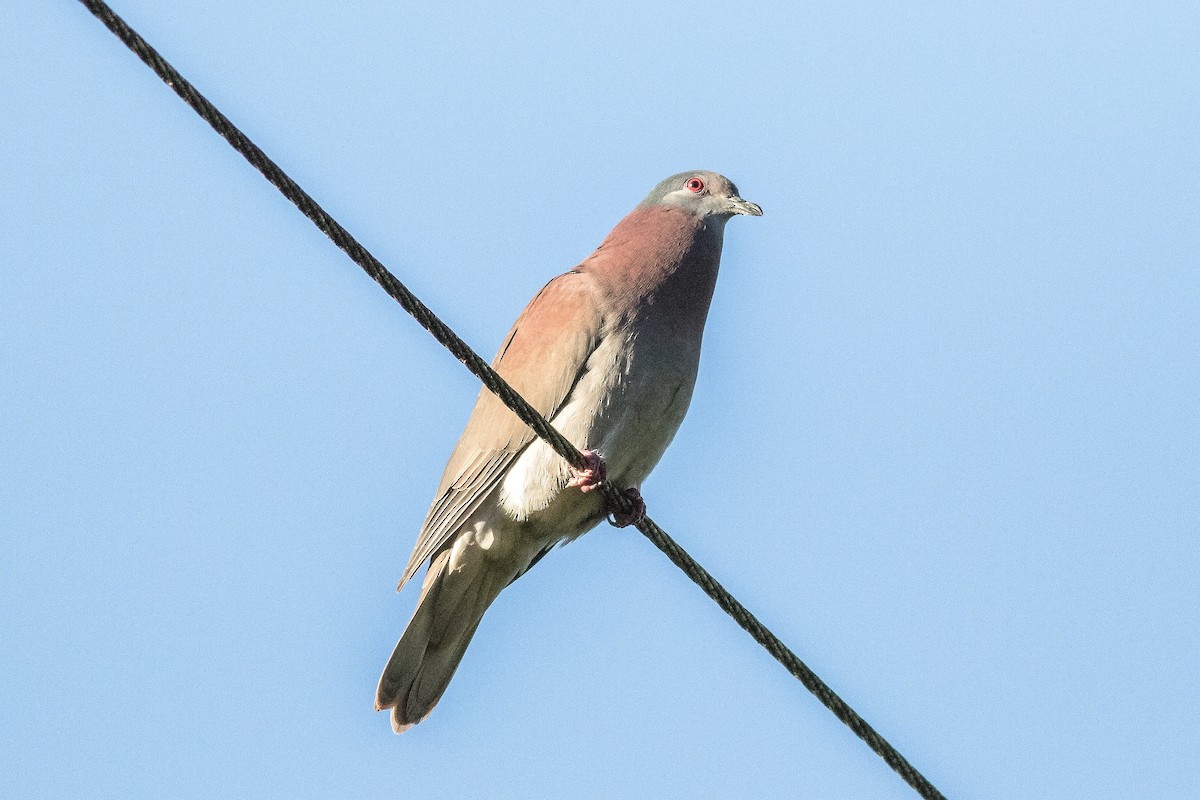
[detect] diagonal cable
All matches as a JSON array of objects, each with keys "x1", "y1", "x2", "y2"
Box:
[{"x1": 73, "y1": 2, "x2": 948, "y2": 798}]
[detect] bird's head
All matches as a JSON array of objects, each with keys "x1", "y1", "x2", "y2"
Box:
[{"x1": 640, "y1": 171, "x2": 763, "y2": 220}]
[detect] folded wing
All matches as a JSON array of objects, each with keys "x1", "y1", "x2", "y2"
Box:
[{"x1": 397, "y1": 271, "x2": 602, "y2": 590}]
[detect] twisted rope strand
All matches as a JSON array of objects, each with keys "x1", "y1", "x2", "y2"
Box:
[{"x1": 74, "y1": 3, "x2": 946, "y2": 797}]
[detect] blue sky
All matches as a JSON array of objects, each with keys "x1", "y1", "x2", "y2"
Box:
[{"x1": 4, "y1": 1, "x2": 1198, "y2": 798}]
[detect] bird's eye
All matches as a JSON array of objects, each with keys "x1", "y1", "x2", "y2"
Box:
[{"x1": 685, "y1": 177, "x2": 705, "y2": 193}]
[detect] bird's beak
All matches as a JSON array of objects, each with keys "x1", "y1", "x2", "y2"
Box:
[{"x1": 726, "y1": 195, "x2": 764, "y2": 216}]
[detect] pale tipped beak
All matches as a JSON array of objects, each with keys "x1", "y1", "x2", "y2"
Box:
[{"x1": 727, "y1": 195, "x2": 764, "y2": 216}]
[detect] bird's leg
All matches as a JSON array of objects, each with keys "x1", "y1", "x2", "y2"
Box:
[
  {"x1": 608, "y1": 488, "x2": 646, "y2": 528},
  {"x1": 568, "y1": 452, "x2": 646, "y2": 527},
  {"x1": 567, "y1": 449, "x2": 607, "y2": 493}
]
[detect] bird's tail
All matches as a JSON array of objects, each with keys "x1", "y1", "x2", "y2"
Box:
[{"x1": 375, "y1": 548, "x2": 507, "y2": 733}]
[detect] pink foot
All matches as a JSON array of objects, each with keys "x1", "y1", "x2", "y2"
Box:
[
  {"x1": 608, "y1": 487, "x2": 646, "y2": 528},
  {"x1": 567, "y1": 449, "x2": 607, "y2": 493}
]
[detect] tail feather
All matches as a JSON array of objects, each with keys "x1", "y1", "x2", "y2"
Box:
[{"x1": 375, "y1": 548, "x2": 506, "y2": 732}]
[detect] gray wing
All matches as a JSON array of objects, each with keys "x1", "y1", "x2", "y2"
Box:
[{"x1": 397, "y1": 271, "x2": 602, "y2": 590}]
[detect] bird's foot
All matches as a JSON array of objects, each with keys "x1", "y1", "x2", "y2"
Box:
[
  {"x1": 608, "y1": 487, "x2": 646, "y2": 528},
  {"x1": 567, "y1": 449, "x2": 607, "y2": 493}
]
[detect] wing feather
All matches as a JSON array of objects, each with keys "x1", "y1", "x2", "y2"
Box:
[{"x1": 398, "y1": 271, "x2": 601, "y2": 589}]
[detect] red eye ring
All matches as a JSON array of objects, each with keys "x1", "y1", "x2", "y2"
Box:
[{"x1": 685, "y1": 177, "x2": 705, "y2": 193}]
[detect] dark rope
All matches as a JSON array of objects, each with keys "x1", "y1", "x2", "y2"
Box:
[{"x1": 74, "y1": 3, "x2": 946, "y2": 798}]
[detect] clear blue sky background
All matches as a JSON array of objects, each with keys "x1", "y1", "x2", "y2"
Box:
[{"x1": 4, "y1": 2, "x2": 1197, "y2": 798}]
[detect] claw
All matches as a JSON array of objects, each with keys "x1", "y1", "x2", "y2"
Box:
[
  {"x1": 608, "y1": 487, "x2": 646, "y2": 528},
  {"x1": 567, "y1": 449, "x2": 607, "y2": 493}
]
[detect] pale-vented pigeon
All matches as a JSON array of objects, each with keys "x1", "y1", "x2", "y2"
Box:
[{"x1": 376, "y1": 171, "x2": 762, "y2": 732}]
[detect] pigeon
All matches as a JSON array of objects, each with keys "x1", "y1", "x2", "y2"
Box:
[{"x1": 376, "y1": 170, "x2": 762, "y2": 732}]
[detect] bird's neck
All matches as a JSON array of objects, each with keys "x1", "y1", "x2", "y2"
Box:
[{"x1": 581, "y1": 206, "x2": 726, "y2": 331}]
